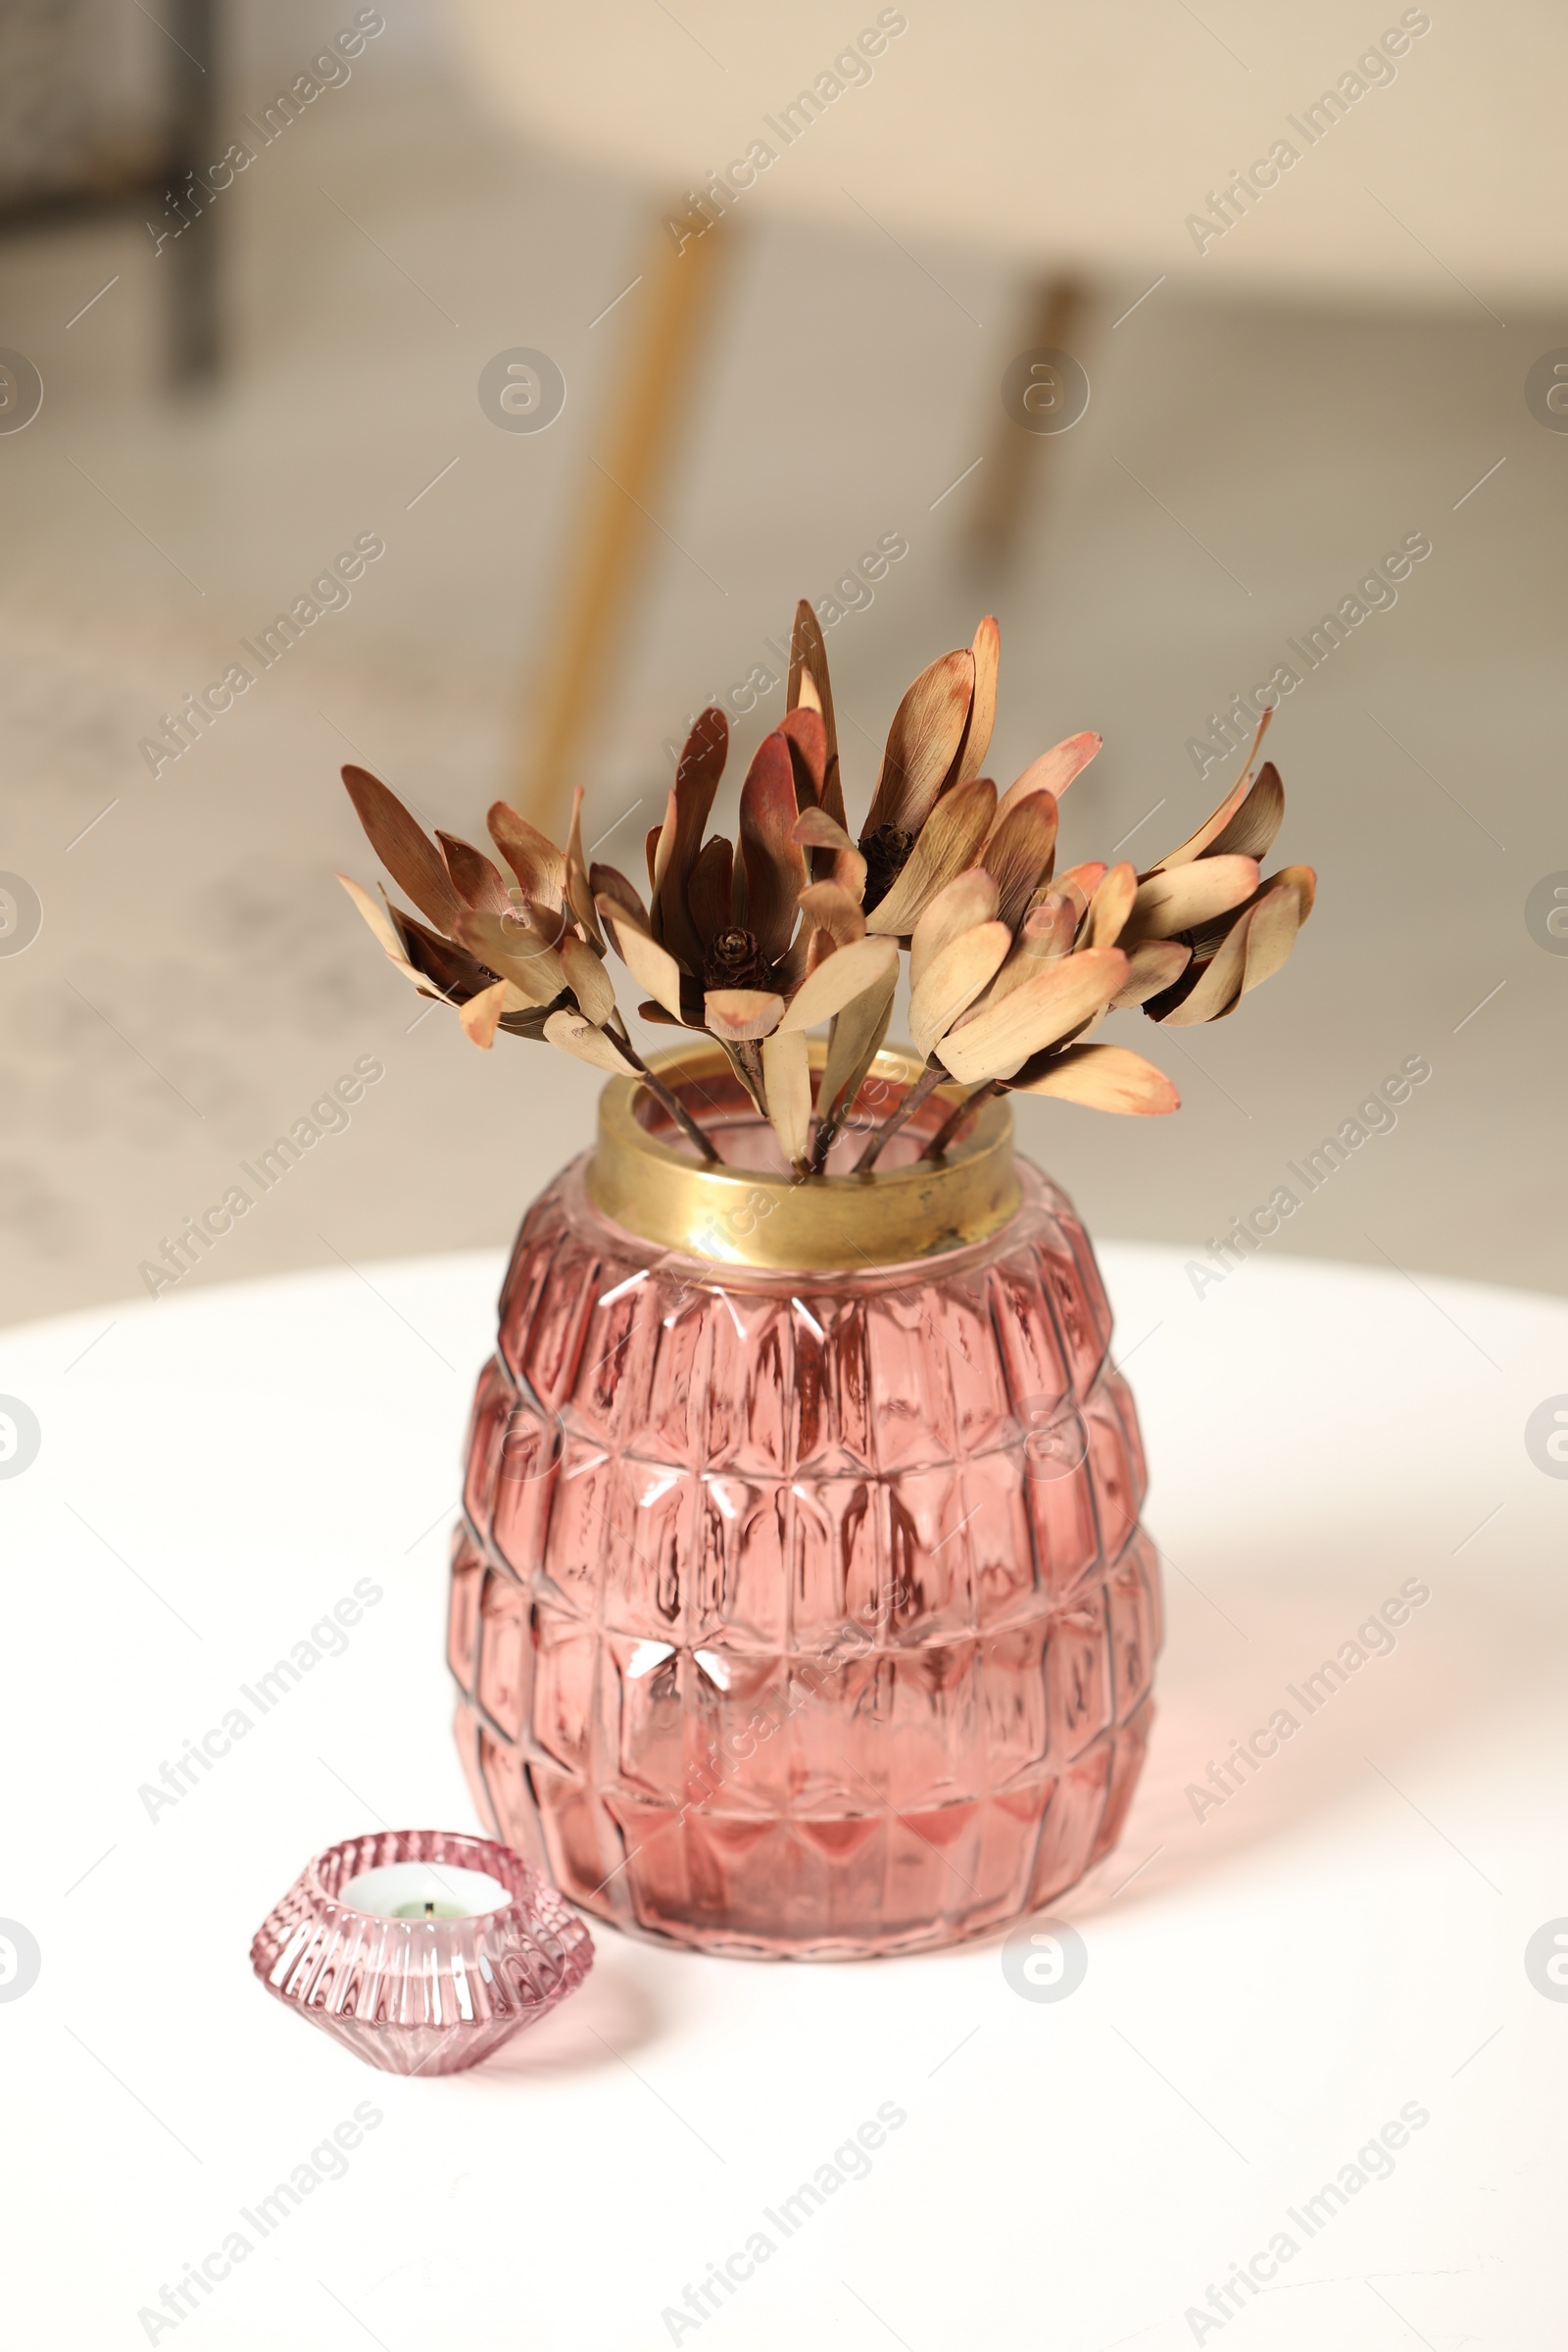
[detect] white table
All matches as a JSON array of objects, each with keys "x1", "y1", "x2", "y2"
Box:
[{"x1": 4, "y1": 1243, "x2": 1565, "y2": 2348}]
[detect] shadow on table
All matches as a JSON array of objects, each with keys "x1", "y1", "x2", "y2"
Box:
[{"x1": 479, "y1": 1944, "x2": 662, "y2": 2079}]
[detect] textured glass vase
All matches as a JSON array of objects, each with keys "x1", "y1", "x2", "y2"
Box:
[{"x1": 449, "y1": 1047, "x2": 1159, "y2": 1959}]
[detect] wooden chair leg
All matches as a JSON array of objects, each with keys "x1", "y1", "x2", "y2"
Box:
[
  {"x1": 967, "y1": 272, "x2": 1089, "y2": 569},
  {"x1": 515, "y1": 209, "x2": 728, "y2": 831},
  {"x1": 167, "y1": 0, "x2": 220, "y2": 385}
]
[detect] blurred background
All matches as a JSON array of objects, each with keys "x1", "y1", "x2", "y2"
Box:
[{"x1": 2, "y1": 0, "x2": 1563, "y2": 1329}]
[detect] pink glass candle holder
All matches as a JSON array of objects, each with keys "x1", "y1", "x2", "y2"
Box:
[{"x1": 250, "y1": 1829, "x2": 593, "y2": 2075}]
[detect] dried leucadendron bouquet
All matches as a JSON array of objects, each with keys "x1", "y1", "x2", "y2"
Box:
[{"x1": 337, "y1": 604, "x2": 1315, "y2": 1173}]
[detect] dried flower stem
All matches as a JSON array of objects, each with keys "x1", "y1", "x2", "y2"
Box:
[
  {"x1": 921, "y1": 1078, "x2": 999, "y2": 1161},
  {"x1": 854, "y1": 1059, "x2": 946, "y2": 1173},
  {"x1": 612, "y1": 1026, "x2": 719, "y2": 1162}
]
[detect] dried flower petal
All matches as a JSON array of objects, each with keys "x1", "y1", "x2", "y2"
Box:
[
  {"x1": 983, "y1": 794, "x2": 1059, "y2": 930},
  {"x1": 957, "y1": 615, "x2": 1000, "y2": 784},
  {"x1": 738, "y1": 731, "x2": 808, "y2": 965},
  {"x1": 487, "y1": 801, "x2": 566, "y2": 909},
  {"x1": 863, "y1": 647, "x2": 975, "y2": 838},
  {"x1": 342, "y1": 765, "x2": 465, "y2": 935},
  {"x1": 1128, "y1": 855, "x2": 1260, "y2": 940},
  {"x1": 864, "y1": 776, "x2": 998, "y2": 937},
  {"x1": 761, "y1": 1026, "x2": 812, "y2": 1165},
  {"x1": 1111, "y1": 939, "x2": 1191, "y2": 1008},
  {"x1": 989, "y1": 732, "x2": 1101, "y2": 836},
  {"x1": 780, "y1": 935, "x2": 898, "y2": 1032},
  {"x1": 561, "y1": 933, "x2": 617, "y2": 1026},
  {"x1": 797, "y1": 881, "x2": 867, "y2": 948},
  {"x1": 704, "y1": 987, "x2": 786, "y2": 1041},
  {"x1": 564, "y1": 785, "x2": 604, "y2": 950},
  {"x1": 908, "y1": 921, "x2": 1012, "y2": 1058},
  {"x1": 1008, "y1": 1042, "x2": 1180, "y2": 1114},
  {"x1": 937, "y1": 946, "x2": 1128, "y2": 1084},
  {"x1": 437, "y1": 831, "x2": 514, "y2": 917},
  {"x1": 543, "y1": 1007, "x2": 640, "y2": 1074},
  {"x1": 1082, "y1": 860, "x2": 1138, "y2": 950},
  {"x1": 598, "y1": 900, "x2": 686, "y2": 1019},
  {"x1": 459, "y1": 978, "x2": 510, "y2": 1049},
  {"x1": 817, "y1": 962, "x2": 896, "y2": 1132},
  {"x1": 909, "y1": 868, "x2": 1001, "y2": 994}
]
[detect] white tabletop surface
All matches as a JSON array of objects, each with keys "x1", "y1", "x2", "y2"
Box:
[{"x1": 3, "y1": 1241, "x2": 1565, "y2": 2349}]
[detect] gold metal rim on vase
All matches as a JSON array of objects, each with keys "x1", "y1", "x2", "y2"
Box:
[{"x1": 586, "y1": 1040, "x2": 1020, "y2": 1271}]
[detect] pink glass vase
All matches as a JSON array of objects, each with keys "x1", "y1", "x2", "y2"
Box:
[{"x1": 448, "y1": 1048, "x2": 1159, "y2": 1959}]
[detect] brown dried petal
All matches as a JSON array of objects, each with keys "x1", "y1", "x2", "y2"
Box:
[
  {"x1": 738, "y1": 731, "x2": 808, "y2": 966},
  {"x1": 685, "y1": 834, "x2": 734, "y2": 952},
  {"x1": 486, "y1": 801, "x2": 566, "y2": 909},
  {"x1": 342, "y1": 765, "x2": 465, "y2": 936},
  {"x1": 561, "y1": 933, "x2": 617, "y2": 1026},
  {"x1": 779, "y1": 706, "x2": 828, "y2": 812},
  {"x1": 437, "y1": 831, "x2": 514, "y2": 917},
  {"x1": 787, "y1": 599, "x2": 840, "y2": 786},
  {"x1": 655, "y1": 710, "x2": 728, "y2": 963},
  {"x1": 1204, "y1": 760, "x2": 1285, "y2": 861},
  {"x1": 1147, "y1": 710, "x2": 1272, "y2": 870},
  {"x1": 564, "y1": 785, "x2": 605, "y2": 950},
  {"x1": 957, "y1": 614, "x2": 1000, "y2": 784},
  {"x1": 589, "y1": 862, "x2": 652, "y2": 934},
  {"x1": 989, "y1": 732, "x2": 1101, "y2": 836},
  {"x1": 864, "y1": 776, "x2": 998, "y2": 937},
  {"x1": 983, "y1": 793, "x2": 1059, "y2": 930},
  {"x1": 863, "y1": 647, "x2": 975, "y2": 837},
  {"x1": 817, "y1": 962, "x2": 896, "y2": 1130}
]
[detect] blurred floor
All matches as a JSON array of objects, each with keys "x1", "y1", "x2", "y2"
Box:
[{"x1": 1, "y1": 52, "x2": 1564, "y2": 1328}]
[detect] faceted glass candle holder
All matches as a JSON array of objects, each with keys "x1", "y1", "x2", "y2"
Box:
[{"x1": 250, "y1": 1829, "x2": 593, "y2": 2075}]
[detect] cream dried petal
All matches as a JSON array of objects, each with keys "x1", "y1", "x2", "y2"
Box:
[
  {"x1": 817, "y1": 962, "x2": 896, "y2": 1130},
  {"x1": 542, "y1": 1008, "x2": 641, "y2": 1074},
  {"x1": 761, "y1": 1027, "x2": 812, "y2": 1165},
  {"x1": 561, "y1": 932, "x2": 617, "y2": 1026},
  {"x1": 1110, "y1": 939, "x2": 1191, "y2": 1008},
  {"x1": 1128, "y1": 855, "x2": 1259, "y2": 940},
  {"x1": 598, "y1": 904, "x2": 686, "y2": 1019},
  {"x1": 704, "y1": 988, "x2": 785, "y2": 1041},
  {"x1": 936, "y1": 947, "x2": 1128, "y2": 1084},
  {"x1": 1009, "y1": 1043, "x2": 1180, "y2": 1115},
  {"x1": 459, "y1": 978, "x2": 510, "y2": 1049},
  {"x1": 780, "y1": 936, "x2": 898, "y2": 1033},
  {"x1": 957, "y1": 614, "x2": 1000, "y2": 784},
  {"x1": 909, "y1": 868, "x2": 1000, "y2": 993},
  {"x1": 908, "y1": 921, "x2": 1012, "y2": 1059}
]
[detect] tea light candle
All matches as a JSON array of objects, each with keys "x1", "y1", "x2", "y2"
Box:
[{"x1": 339, "y1": 1861, "x2": 512, "y2": 1922}]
